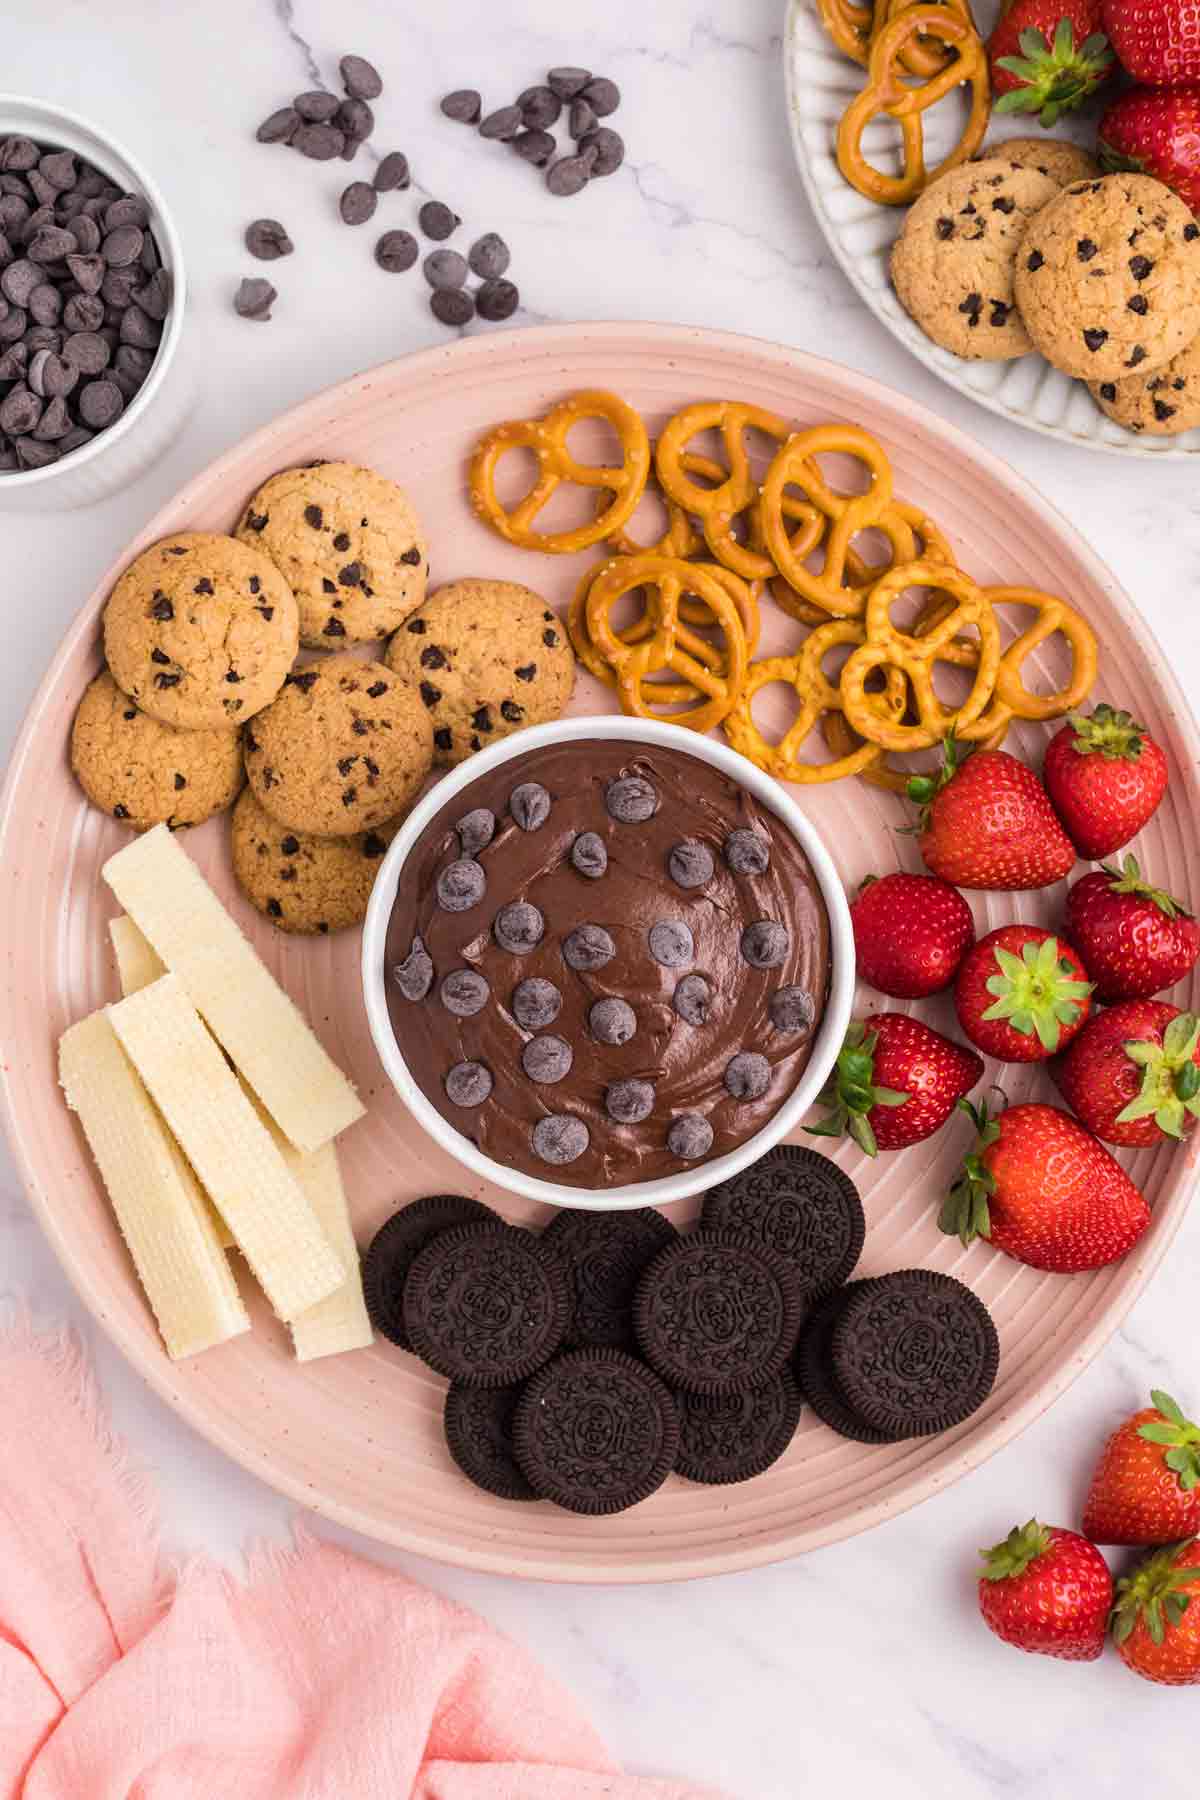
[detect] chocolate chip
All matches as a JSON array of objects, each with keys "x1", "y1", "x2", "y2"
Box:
[
  {"x1": 468, "y1": 232, "x2": 510, "y2": 279},
  {"x1": 512, "y1": 129, "x2": 556, "y2": 166},
  {"x1": 1128, "y1": 294, "x2": 1149, "y2": 315},
  {"x1": 581, "y1": 76, "x2": 620, "y2": 116},
  {"x1": 1, "y1": 259, "x2": 39, "y2": 306},
  {"x1": 150, "y1": 593, "x2": 173, "y2": 620},
  {"x1": 340, "y1": 181, "x2": 377, "y2": 226},
  {"x1": 1076, "y1": 237, "x2": 1098, "y2": 260},
  {"x1": 989, "y1": 301, "x2": 1011, "y2": 327},
  {"x1": 399, "y1": 546, "x2": 422, "y2": 566},
  {"x1": 668, "y1": 840, "x2": 714, "y2": 889},
  {"x1": 419, "y1": 680, "x2": 441, "y2": 707},
  {"x1": 76, "y1": 378, "x2": 122, "y2": 427},
  {"x1": 531, "y1": 1114, "x2": 589, "y2": 1165},
  {"x1": 62, "y1": 330, "x2": 109, "y2": 373},
  {"x1": 512, "y1": 977, "x2": 561, "y2": 1030},
  {"x1": 363, "y1": 833, "x2": 387, "y2": 859},
  {"x1": 63, "y1": 293, "x2": 103, "y2": 333},
  {"x1": 434, "y1": 727, "x2": 453, "y2": 752},
  {"x1": 257, "y1": 106, "x2": 300, "y2": 143},
  {"x1": 1187, "y1": 223, "x2": 1200, "y2": 241},
  {"x1": 294, "y1": 122, "x2": 345, "y2": 161},
  {"x1": 1083, "y1": 328, "x2": 1108, "y2": 352},
  {"x1": 338, "y1": 561, "x2": 362, "y2": 586},
  {"x1": 523, "y1": 1034, "x2": 573, "y2": 1085},
  {"x1": 445, "y1": 1061, "x2": 493, "y2": 1107},
  {"x1": 431, "y1": 288, "x2": 474, "y2": 327},
  {"x1": 480, "y1": 105, "x2": 523, "y2": 141},
  {"x1": 244, "y1": 510, "x2": 268, "y2": 532},
  {"x1": 28, "y1": 397, "x2": 67, "y2": 443},
  {"x1": 293, "y1": 90, "x2": 339, "y2": 123},
  {"x1": 373, "y1": 151, "x2": 411, "y2": 193},
  {"x1": 225, "y1": 670, "x2": 242, "y2": 684},
  {"x1": 336, "y1": 755, "x2": 358, "y2": 776},
  {"x1": 394, "y1": 933, "x2": 434, "y2": 999},
  {"x1": 724, "y1": 1052, "x2": 770, "y2": 1101},
  {"x1": 1098, "y1": 382, "x2": 1117, "y2": 401},
  {"x1": 424, "y1": 247, "x2": 469, "y2": 289},
  {"x1": 193, "y1": 577, "x2": 214, "y2": 595},
  {"x1": 606, "y1": 773, "x2": 658, "y2": 823},
  {"x1": 648, "y1": 919, "x2": 694, "y2": 968},
  {"x1": 440, "y1": 89, "x2": 482, "y2": 124},
  {"x1": 476, "y1": 278, "x2": 519, "y2": 322},
  {"x1": 439, "y1": 968, "x2": 490, "y2": 1017},
  {"x1": 514, "y1": 662, "x2": 536, "y2": 681},
  {"x1": 510, "y1": 781, "x2": 551, "y2": 831},
  {"x1": 958, "y1": 292, "x2": 982, "y2": 327},
  {"x1": 724, "y1": 828, "x2": 770, "y2": 875},
  {"x1": 153, "y1": 671, "x2": 180, "y2": 689},
  {"x1": 667, "y1": 1114, "x2": 713, "y2": 1162},
  {"x1": 28, "y1": 225, "x2": 78, "y2": 264},
  {"x1": 578, "y1": 127, "x2": 624, "y2": 176},
  {"x1": 419, "y1": 201, "x2": 459, "y2": 241},
  {"x1": 562, "y1": 923, "x2": 615, "y2": 971},
  {"x1": 546, "y1": 150, "x2": 596, "y2": 197},
  {"x1": 590, "y1": 997, "x2": 636, "y2": 1046},
  {"x1": 457, "y1": 807, "x2": 496, "y2": 858},
  {"x1": 935, "y1": 217, "x2": 955, "y2": 240},
  {"x1": 606, "y1": 1079, "x2": 654, "y2": 1125},
  {"x1": 0, "y1": 385, "x2": 40, "y2": 436},
  {"x1": 570, "y1": 831, "x2": 607, "y2": 879},
  {"x1": 1026, "y1": 249, "x2": 1044, "y2": 271},
  {"x1": 375, "y1": 229, "x2": 418, "y2": 272},
  {"x1": 672, "y1": 973, "x2": 711, "y2": 1026},
  {"x1": 499, "y1": 699, "x2": 524, "y2": 723},
  {"x1": 234, "y1": 277, "x2": 276, "y2": 320},
  {"x1": 741, "y1": 920, "x2": 789, "y2": 968},
  {"x1": 494, "y1": 900, "x2": 545, "y2": 955},
  {"x1": 286, "y1": 669, "x2": 318, "y2": 693},
  {"x1": 437, "y1": 858, "x2": 486, "y2": 912},
  {"x1": 1128, "y1": 346, "x2": 1148, "y2": 366},
  {"x1": 367, "y1": 680, "x2": 388, "y2": 696},
  {"x1": 548, "y1": 66, "x2": 592, "y2": 99},
  {"x1": 14, "y1": 436, "x2": 57, "y2": 468},
  {"x1": 569, "y1": 97, "x2": 598, "y2": 138},
  {"x1": 280, "y1": 835, "x2": 300, "y2": 855},
  {"x1": 112, "y1": 803, "x2": 130, "y2": 820},
  {"x1": 1129, "y1": 254, "x2": 1153, "y2": 280},
  {"x1": 770, "y1": 986, "x2": 816, "y2": 1034},
  {"x1": 340, "y1": 53, "x2": 383, "y2": 100}
]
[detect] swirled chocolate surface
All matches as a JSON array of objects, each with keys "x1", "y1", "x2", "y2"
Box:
[{"x1": 384, "y1": 739, "x2": 830, "y2": 1187}]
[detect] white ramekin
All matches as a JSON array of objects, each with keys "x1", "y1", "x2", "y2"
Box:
[
  {"x1": 0, "y1": 94, "x2": 192, "y2": 512},
  {"x1": 362, "y1": 717, "x2": 855, "y2": 1212}
]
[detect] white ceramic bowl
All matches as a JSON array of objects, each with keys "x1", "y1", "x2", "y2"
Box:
[
  {"x1": 0, "y1": 94, "x2": 193, "y2": 511},
  {"x1": 362, "y1": 715, "x2": 855, "y2": 1212}
]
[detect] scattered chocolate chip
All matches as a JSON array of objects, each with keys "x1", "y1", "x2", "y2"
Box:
[
  {"x1": 340, "y1": 53, "x2": 383, "y2": 100},
  {"x1": 769, "y1": 986, "x2": 815, "y2": 1033},
  {"x1": 457, "y1": 807, "x2": 496, "y2": 858},
  {"x1": 476, "y1": 278, "x2": 519, "y2": 321},
  {"x1": 340, "y1": 181, "x2": 377, "y2": 225},
  {"x1": 373, "y1": 151, "x2": 410, "y2": 192},
  {"x1": 570, "y1": 830, "x2": 607, "y2": 879},
  {"x1": 1083, "y1": 328, "x2": 1108, "y2": 352},
  {"x1": 440, "y1": 968, "x2": 490, "y2": 1017},
  {"x1": 518, "y1": 85, "x2": 562, "y2": 130},
  {"x1": 667, "y1": 1114, "x2": 713, "y2": 1161},
  {"x1": 546, "y1": 149, "x2": 597, "y2": 197},
  {"x1": 437, "y1": 858, "x2": 486, "y2": 912},
  {"x1": 606, "y1": 773, "x2": 658, "y2": 823},
  {"x1": 234, "y1": 276, "x2": 276, "y2": 320},
  {"x1": 668, "y1": 840, "x2": 714, "y2": 889},
  {"x1": 257, "y1": 106, "x2": 300, "y2": 143},
  {"x1": 581, "y1": 76, "x2": 620, "y2": 116},
  {"x1": 375, "y1": 228, "x2": 419, "y2": 273},
  {"x1": 724, "y1": 1052, "x2": 771, "y2": 1101},
  {"x1": 419, "y1": 200, "x2": 460, "y2": 240},
  {"x1": 547, "y1": 66, "x2": 592, "y2": 99},
  {"x1": 294, "y1": 122, "x2": 345, "y2": 161},
  {"x1": 522, "y1": 1034, "x2": 573, "y2": 1084},
  {"x1": 531, "y1": 1114, "x2": 589, "y2": 1165},
  {"x1": 494, "y1": 899, "x2": 545, "y2": 955},
  {"x1": 724, "y1": 828, "x2": 770, "y2": 875},
  {"x1": 741, "y1": 920, "x2": 789, "y2": 968},
  {"x1": 424, "y1": 247, "x2": 469, "y2": 289},
  {"x1": 440, "y1": 89, "x2": 483, "y2": 124},
  {"x1": 590, "y1": 997, "x2": 636, "y2": 1046},
  {"x1": 648, "y1": 919, "x2": 694, "y2": 968},
  {"x1": 562, "y1": 922, "x2": 615, "y2": 971},
  {"x1": 445, "y1": 1060, "x2": 493, "y2": 1107},
  {"x1": 431, "y1": 288, "x2": 474, "y2": 327},
  {"x1": 480, "y1": 105, "x2": 523, "y2": 141},
  {"x1": 395, "y1": 935, "x2": 434, "y2": 1000},
  {"x1": 468, "y1": 231, "x2": 510, "y2": 279},
  {"x1": 292, "y1": 90, "x2": 339, "y2": 124},
  {"x1": 606, "y1": 1079, "x2": 655, "y2": 1125},
  {"x1": 568, "y1": 97, "x2": 598, "y2": 138},
  {"x1": 512, "y1": 128, "x2": 556, "y2": 166},
  {"x1": 578, "y1": 127, "x2": 624, "y2": 176},
  {"x1": 510, "y1": 781, "x2": 551, "y2": 831},
  {"x1": 672, "y1": 973, "x2": 711, "y2": 1026},
  {"x1": 512, "y1": 977, "x2": 561, "y2": 1030}
]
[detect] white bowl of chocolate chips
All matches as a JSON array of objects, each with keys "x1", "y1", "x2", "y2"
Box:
[
  {"x1": 363, "y1": 715, "x2": 855, "y2": 1212},
  {"x1": 0, "y1": 94, "x2": 191, "y2": 510}
]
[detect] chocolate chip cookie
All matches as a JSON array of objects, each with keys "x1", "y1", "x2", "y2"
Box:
[
  {"x1": 979, "y1": 137, "x2": 1100, "y2": 188},
  {"x1": 230, "y1": 785, "x2": 399, "y2": 932},
  {"x1": 235, "y1": 460, "x2": 428, "y2": 648},
  {"x1": 103, "y1": 532, "x2": 299, "y2": 729},
  {"x1": 1090, "y1": 332, "x2": 1200, "y2": 436},
  {"x1": 891, "y1": 159, "x2": 1060, "y2": 360},
  {"x1": 243, "y1": 653, "x2": 433, "y2": 835},
  {"x1": 384, "y1": 578, "x2": 575, "y2": 765},
  {"x1": 71, "y1": 669, "x2": 244, "y2": 831},
  {"x1": 1015, "y1": 174, "x2": 1200, "y2": 381}
]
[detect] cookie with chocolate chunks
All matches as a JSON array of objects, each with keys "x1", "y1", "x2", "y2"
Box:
[
  {"x1": 675, "y1": 1369, "x2": 803, "y2": 1485},
  {"x1": 403, "y1": 1220, "x2": 569, "y2": 1385},
  {"x1": 230, "y1": 785, "x2": 399, "y2": 933},
  {"x1": 514, "y1": 1348, "x2": 679, "y2": 1514},
  {"x1": 361, "y1": 1193, "x2": 493, "y2": 1349},
  {"x1": 385, "y1": 579, "x2": 574, "y2": 766},
  {"x1": 542, "y1": 1205, "x2": 678, "y2": 1350},
  {"x1": 831, "y1": 1269, "x2": 1000, "y2": 1439},
  {"x1": 71, "y1": 669, "x2": 243, "y2": 832},
  {"x1": 702, "y1": 1144, "x2": 865, "y2": 1304},
  {"x1": 634, "y1": 1231, "x2": 803, "y2": 1396}
]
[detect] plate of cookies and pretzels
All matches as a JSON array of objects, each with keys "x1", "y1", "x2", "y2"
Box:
[
  {"x1": 785, "y1": 0, "x2": 1200, "y2": 455},
  {"x1": 4, "y1": 322, "x2": 1199, "y2": 1580}
]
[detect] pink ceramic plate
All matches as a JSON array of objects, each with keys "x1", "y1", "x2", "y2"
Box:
[{"x1": 2, "y1": 324, "x2": 1197, "y2": 1583}]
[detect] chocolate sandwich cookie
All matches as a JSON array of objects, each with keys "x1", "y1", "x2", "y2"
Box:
[
  {"x1": 541, "y1": 1206, "x2": 678, "y2": 1350},
  {"x1": 403, "y1": 1220, "x2": 569, "y2": 1386},
  {"x1": 513, "y1": 1348, "x2": 680, "y2": 1515},
  {"x1": 675, "y1": 1370, "x2": 803, "y2": 1485},
  {"x1": 361, "y1": 1193, "x2": 493, "y2": 1348},
  {"x1": 701, "y1": 1144, "x2": 865, "y2": 1304},
  {"x1": 831, "y1": 1269, "x2": 1000, "y2": 1440},
  {"x1": 443, "y1": 1383, "x2": 538, "y2": 1501},
  {"x1": 793, "y1": 1283, "x2": 898, "y2": 1444},
  {"x1": 634, "y1": 1231, "x2": 803, "y2": 1396}
]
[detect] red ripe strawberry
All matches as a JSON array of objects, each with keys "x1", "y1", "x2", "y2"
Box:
[
  {"x1": 850, "y1": 872, "x2": 975, "y2": 998},
  {"x1": 941, "y1": 1100, "x2": 1151, "y2": 1270},
  {"x1": 1099, "y1": 85, "x2": 1200, "y2": 213},
  {"x1": 808, "y1": 1013, "x2": 983, "y2": 1156},
  {"x1": 1084, "y1": 1391, "x2": 1200, "y2": 1545},
  {"x1": 909, "y1": 743, "x2": 1076, "y2": 892},
  {"x1": 978, "y1": 1519, "x2": 1113, "y2": 1661},
  {"x1": 1101, "y1": 0, "x2": 1200, "y2": 85},
  {"x1": 1054, "y1": 1001, "x2": 1200, "y2": 1145},
  {"x1": 955, "y1": 924, "x2": 1092, "y2": 1061},
  {"x1": 1065, "y1": 856, "x2": 1200, "y2": 1001},
  {"x1": 1113, "y1": 1541, "x2": 1200, "y2": 1685},
  {"x1": 990, "y1": 0, "x2": 1115, "y2": 123},
  {"x1": 1043, "y1": 704, "x2": 1169, "y2": 860}
]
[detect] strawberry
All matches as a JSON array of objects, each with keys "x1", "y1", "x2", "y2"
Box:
[
  {"x1": 955, "y1": 924, "x2": 1092, "y2": 1061},
  {"x1": 941, "y1": 1099, "x2": 1151, "y2": 1270},
  {"x1": 807, "y1": 1013, "x2": 983, "y2": 1156},
  {"x1": 1043, "y1": 703, "x2": 1169, "y2": 861},
  {"x1": 1083, "y1": 1391, "x2": 1200, "y2": 1545},
  {"x1": 1054, "y1": 1001, "x2": 1200, "y2": 1145},
  {"x1": 978, "y1": 1519, "x2": 1113, "y2": 1661},
  {"x1": 909, "y1": 742, "x2": 1076, "y2": 892},
  {"x1": 1099, "y1": 86, "x2": 1200, "y2": 213},
  {"x1": 1065, "y1": 856, "x2": 1200, "y2": 1001},
  {"x1": 850, "y1": 871, "x2": 975, "y2": 998},
  {"x1": 1112, "y1": 1541, "x2": 1200, "y2": 1685},
  {"x1": 989, "y1": 0, "x2": 1114, "y2": 124},
  {"x1": 1100, "y1": 0, "x2": 1200, "y2": 86}
]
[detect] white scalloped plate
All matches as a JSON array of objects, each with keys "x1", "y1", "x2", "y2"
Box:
[{"x1": 784, "y1": 0, "x2": 1200, "y2": 457}]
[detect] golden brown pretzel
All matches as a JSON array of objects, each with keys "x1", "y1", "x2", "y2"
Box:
[
  {"x1": 568, "y1": 560, "x2": 761, "y2": 703},
  {"x1": 872, "y1": 0, "x2": 973, "y2": 77},
  {"x1": 814, "y1": 0, "x2": 876, "y2": 65},
  {"x1": 836, "y1": 7, "x2": 991, "y2": 206},
  {"x1": 760, "y1": 425, "x2": 897, "y2": 617},
  {"x1": 583, "y1": 555, "x2": 751, "y2": 732},
  {"x1": 655, "y1": 401, "x2": 792, "y2": 581},
  {"x1": 469, "y1": 389, "x2": 651, "y2": 552}
]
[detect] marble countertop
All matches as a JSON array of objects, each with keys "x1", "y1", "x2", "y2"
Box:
[{"x1": 3, "y1": 2, "x2": 1199, "y2": 1794}]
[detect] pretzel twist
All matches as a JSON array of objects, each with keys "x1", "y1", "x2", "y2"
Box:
[{"x1": 469, "y1": 389, "x2": 651, "y2": 552}]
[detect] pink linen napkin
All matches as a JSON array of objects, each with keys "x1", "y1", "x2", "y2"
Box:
[{"x1": 0, "y1": 1314, "x2": 721, "y2": 1800}]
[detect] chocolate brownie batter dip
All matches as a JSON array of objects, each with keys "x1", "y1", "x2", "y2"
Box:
[{"x1": 384, "y1": 740, "x2": 830, "y2": 1187}]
